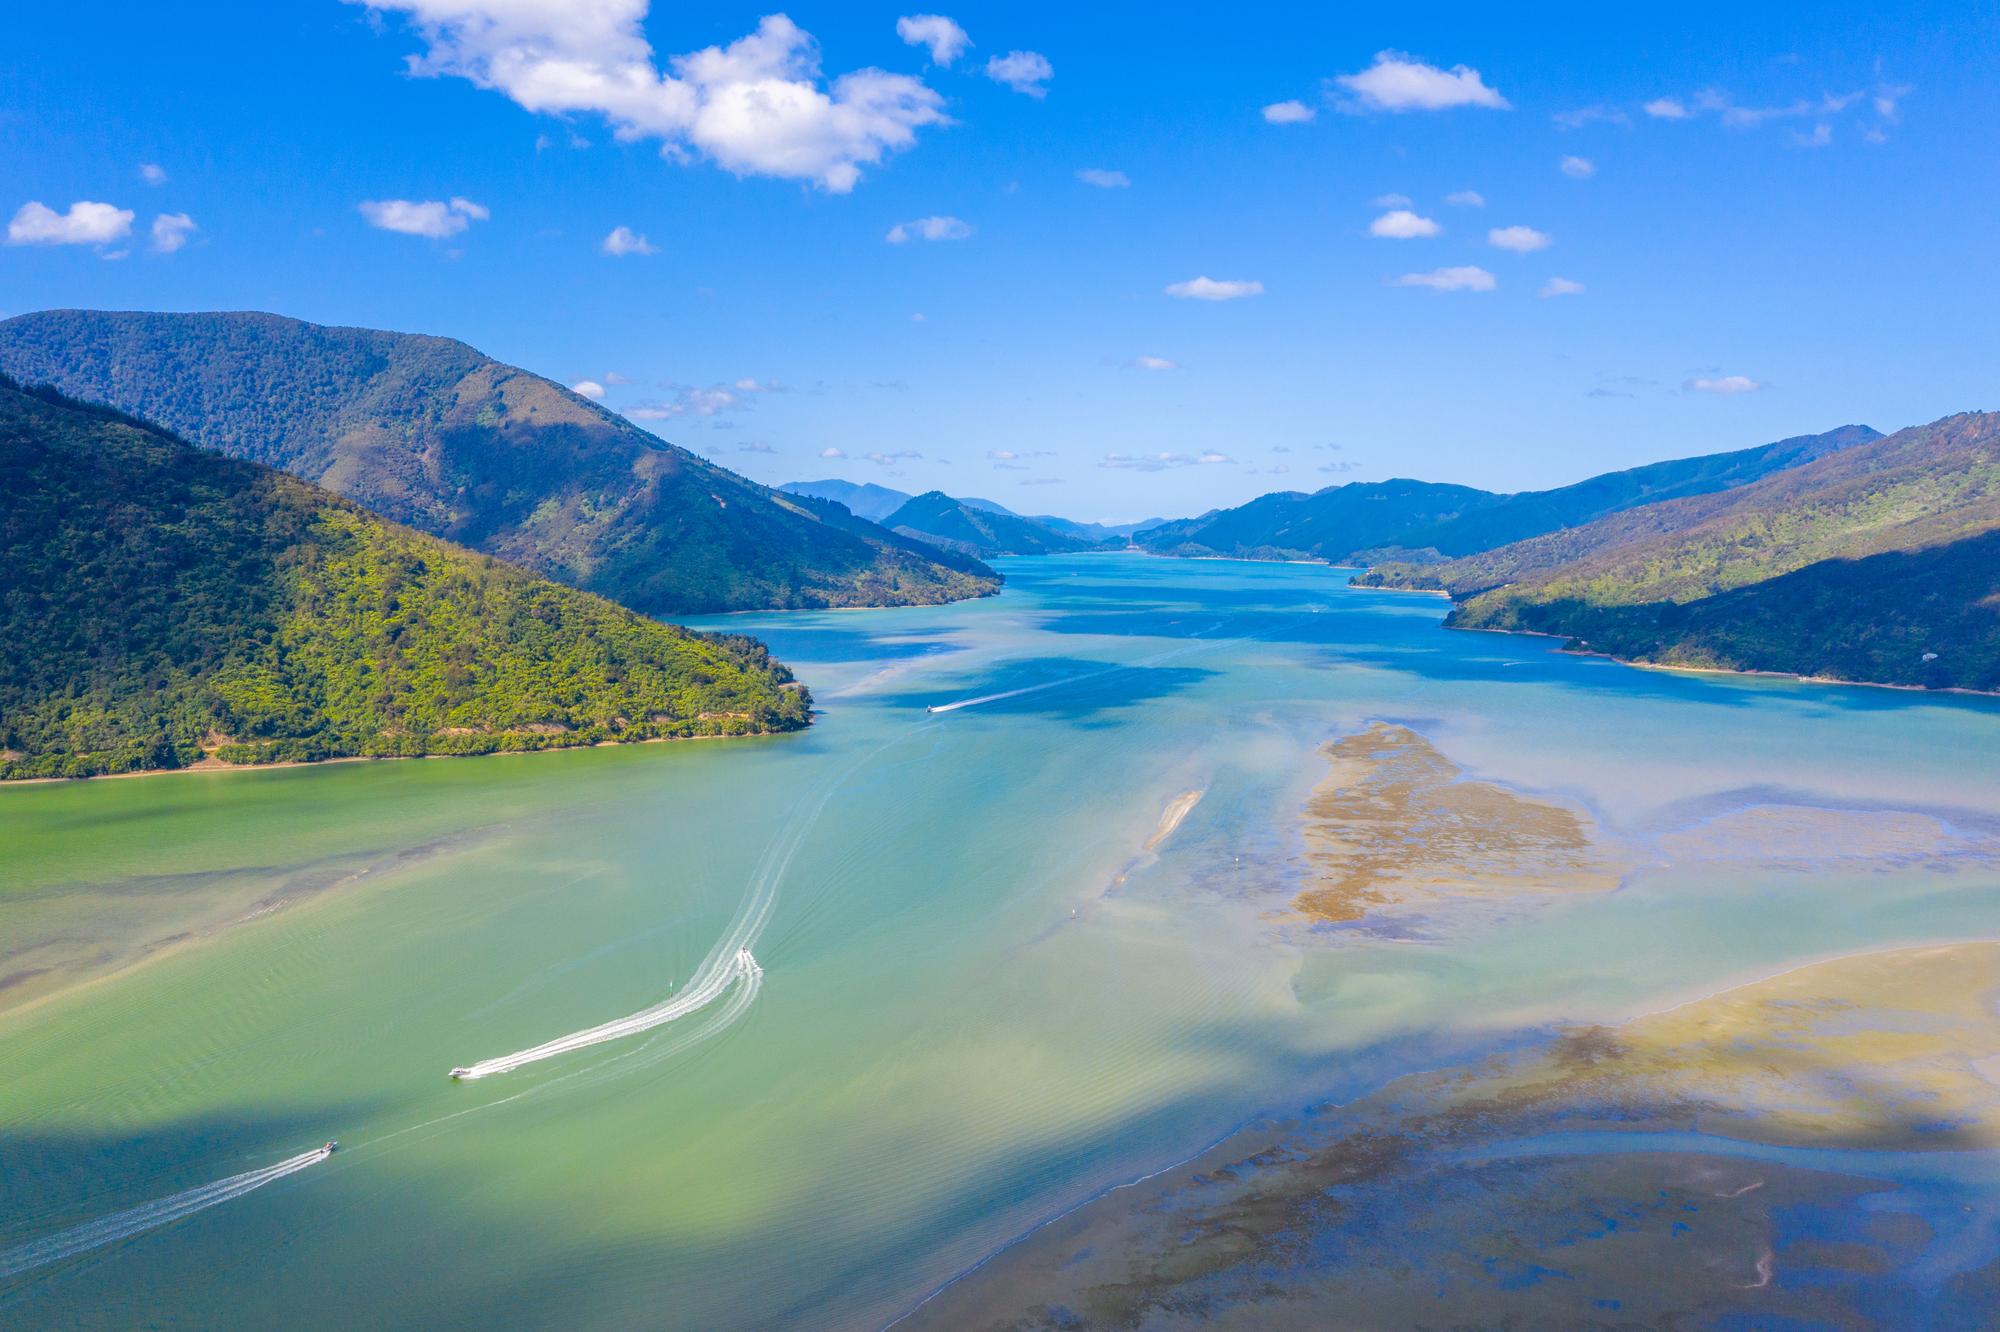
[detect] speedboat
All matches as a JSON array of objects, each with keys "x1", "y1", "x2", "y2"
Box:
[
  {"x1": 449, "y1": 1067, "x2": 474, "y2": 1080},
  {"x1": 322, "y1": 1141, "x2": 338, "y2": 1154}
]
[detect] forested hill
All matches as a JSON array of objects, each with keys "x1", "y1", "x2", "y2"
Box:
[
  {"x1": 0, "y1": 376, "x2": 811, "y2": 780},
  {"x1": 0, "y1": 309, "x2": 998, "y2": 616},
  {"x1": 1136, "y1": 425, "x2": 1877, "y2": 565},
  {"x1": 882, "y1": 491, "x2": 1098, "y2": 557},
  {"x1": 1362, "y1": 412, "x2": 2000, "y2": 692}
]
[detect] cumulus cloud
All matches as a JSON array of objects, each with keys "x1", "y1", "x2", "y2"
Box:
[
  {"x1": 986, "y1": 50, "x2": 1052, "y2": 97},
  {"x1": 139, "y1": 163, "x2": 168, "y2": 185},
  {"x1": 886, "y1": 214, "x2": 972, "y2": 243},
  {"x1": 1792, "y1": 122, "x2": 1833, "y2": 148},
  {"x1": 1488, "y1": 224, "x2": 1552, "y2": 252},
  {"x1": 1372, "y1": 192, "x2": 1412, "y2": 208},
  {"x1": 1560, "y1": 154, "x2": 1596, "y2": 178},
  {"x1": 1391, "y1": 265, "x2": 1496, "y2": 292},
  {"x1": 150, "y1": 213, "x2": 198, "y2": 253},
  {"x1": 1538, "y1": 276, "x2": 1585, "y2": 298},
  {"x1": 359, "y1": 196, "x2": 487, "y2": 238},
  {"x1": 866, "y1": 449, "x2": 922, "y2": 465},
  {"x1": 1164, "y1": 276, "x2": 1263, "y2": 301},
  {"x1": 1132, "y1": 355, "x2": 1179, "y2": 371},
  {"x1": 1262, "y1": 99, "x2": 1315, "y2": 124},
  {"x1": 1444, "y1": 189, "x2": 1485, "y2": 207},
  {"x1": 1643, "y1": 97, "x2": 1690, "y2": 119},
  {"x1": 1076, "y1": 168, "x2": 1130, "y2": 188},
  {"x1": 6, "y1": 200, "x2": 135, "y2": 247},
  {"x1": 1369, "y1": 208, "x2": 1440, "y2": 239},
  {"x1": 571, "y1": 379, "x2": 607, "y2": 399},
  {"x1": 1333, "y1": 51, "x2": 1509, "y2": 113},
  {"x1": 819, "y1": 446, "x2": 847, "y2": 458},
  {"x1": 1686, "y1": 374, "x2": 1764, "y2": 394},
  {"x1": 1100, "y1": 451, "x2": 1233, "y2": 470},
  {"x1": 601, "y1": 225, "x2": 657, "y2": 255},
  {"x1": 895, "y1": 14, "x2": 969, "y2": 66},
  {"x1": 356, "y1": 6, "x2": 948, "y2": 193}
]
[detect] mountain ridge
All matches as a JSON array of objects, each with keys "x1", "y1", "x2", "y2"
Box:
[{"x1": 0, "y1": 309, "x2": 999, "y2": 617}]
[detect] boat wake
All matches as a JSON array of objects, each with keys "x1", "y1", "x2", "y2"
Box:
[
  {"x1": 0, "y1": 1145, "x2": 331, "y2": 1281},
  {"x1": 450, "y1": 949, "x2": 762, "y2": 1080}
]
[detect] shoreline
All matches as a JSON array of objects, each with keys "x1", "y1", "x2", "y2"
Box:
[{"x1": 0, "y1": 724, "x2": 805, "y2": 789}]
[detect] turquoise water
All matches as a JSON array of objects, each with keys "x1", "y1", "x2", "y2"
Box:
[{"x1": 2, "y1": 554, "x2": 1997, "y2": 1327}]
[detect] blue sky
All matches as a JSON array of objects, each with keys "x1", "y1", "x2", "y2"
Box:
[{"x1": 4, "y1": 2, "x2": 1997, "y2": 522}]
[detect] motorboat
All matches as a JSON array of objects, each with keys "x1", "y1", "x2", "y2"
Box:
[
  {"x1": 322, "y1": 1141, "x2": 338, "y2": 1154},
  {"x1": 449, "y1": 1067, "x2": 474, "y2": 1080}
]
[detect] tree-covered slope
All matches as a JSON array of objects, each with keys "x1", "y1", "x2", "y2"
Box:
[
  {"x1": 882, "y1": 491, "x2": 1097, "y2": 557},
  {"x1": 1378, "y1": 424, "x2": 1879, "y2": 561},
  {"x1": 1139, "y1": 426, "x2": 1876, "y2": 566},
  {"x1": 1138, "y1": 480, "x2": 1495, "y2": 562},
  {"x1": 1360, "y1": 412, "x2": 2000, "y2": 692},
  {"x1": 0, "y1": 310, "x2": 998, "y2": 616},
  {"x1": 1505, "y1": 529, "x2": 2000, "y2": 692},
  {"x1": 0, "y1": 377, "x2": 811, "y2": 780}
]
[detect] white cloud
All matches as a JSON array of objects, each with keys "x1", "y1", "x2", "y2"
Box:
[
  {"x1": 737, "y1": 441, "x2": 775, "y2": 453},
  {"x1": 1560, "y1": 154, "x2": 1596, "y2": 179},
  {"x1": 1391, "y1": 265, "x2": 1496, "y2": 292},
  {"x1": 357, "y1": 7, "x2": 947, "y2": 193},
  {"x1": 867, "y1": 450, "x2": 922, "y2": 465},
  {"x1": 628, "y1": 382, "x2": 763, "y2": 420},
  {"x1": 1488, "y1": 224, "x2": 1552, "y2": 252},
  {"x1": 1262, "y1": 99, "x2": 1315, "y2": 124},
  {"x1": 604, "y1": 372, "x2": 632, "y2": 385},
  {"x1": 1643, "y1": 97, "x2": 1690, "y2": 119},
  {"x1": 819, "y1": 446, "x2": 847, "y2": 458},
  {"x1": 1100, "y1": 451, "x2": 1234, "y2": 471},
  {"x1": 6, "y1": 200, "x2": 135, "y2": 247},
  {"x1": 1553, "y1": 105, "x2": 1628, "y2": 129},
  {"x1": 139, "y1": 163, "x2": 168, "y2": 186},
  {"x1": 601, "y1": 225, "x2": 657, "y2": 255},
  {"x1": 1372, "y1": 192, "x2": 1412, "y2": 208},
  {"x1": 1076, "y1": 168, "x2": 1130, "y2": 188},
  {"x1": 1538, "y1": 277, "x2": 1585, "y2": 298},
  {"x1": 896, "y1": 14, "x2": 969, "y2": 66},
  {"x1": 1164, "y1": 276, "x2": 1263, "y2": 301},
  {"x1": 1369, "y1": 208, "x2": 1440, "y2": 239},
  {"x1": 886, "y1": 214, "x2": 972, "y2": 243},
  {"x1": 359, "y1": 197, "x2": 487, "y2": 238},
  {"x1": 1444, "y1": 189, "x2": 1485, "y2": 207},
  {"x1": 1334, "y1": 51, "x2": 1509, "y2": 113},
  {"x1": 986, "y1": 50, "x2": 1052, "y2": 97},
  {"x1": 1791, "y1": 122, "x2": 1833, "y2": 148},
  {"x1": 571, "y1": 380, "x2": 607, "y2": 399},
  {"x1": 150, "y1": 213, "x2": 198, "y2": 253},
  {"x1": 1686, "y1": 374, "x2": 1764, "y2": 394},
  {"x1": 1133, "y1": 355, "x2": 1179, "y2": 371}
]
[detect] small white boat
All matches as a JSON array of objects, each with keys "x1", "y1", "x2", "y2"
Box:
[{"x1": 448, "y1": 1067, "x2": 473, "y2": 1080}]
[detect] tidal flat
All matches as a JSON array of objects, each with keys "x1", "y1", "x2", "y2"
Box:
[{"x1": 3, "y1": 556, "x2": 1998, "y2": 1329}]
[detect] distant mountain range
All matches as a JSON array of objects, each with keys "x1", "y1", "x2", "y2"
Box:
[
  {"x1": 1359, "y1": 412, "x2": 2000, "y2": 692},
  {"x1": 1137, "y1": 425, "x2": 1881, "y2": 565},
  {"x1": 781, "y1": 479, "x2": 1166, "y2": 554},
  {"x1": 879, "y1": 491, "x2": 1098, "y2": 558},
  {"x1": 0, "y1": 311, "x2": 998, "y2": 617},
  {"x1": 0, "y1": 376, "x2": 810, "y2": 780}
]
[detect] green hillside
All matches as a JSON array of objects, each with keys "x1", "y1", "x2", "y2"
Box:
[
  {"x1": 882, "y1": 491, "x2": 1097, "y2": 557},
  {"x1": 0, "y1": 310, "x2": 998, "y2": 617},
  {"x1": 1362, "y1": 412, "x2": 2000, "y2": 692},
  {"x1": 1139, "y1": 427, "x2": 1875, "y2": 565},
  {"x1": 0, "y1": 376, "x2": 811, "y2": 780}
]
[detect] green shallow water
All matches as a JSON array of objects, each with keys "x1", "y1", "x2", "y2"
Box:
[{"x1": 3, "y1": 555, "x2": 1998, "y2": 1328}]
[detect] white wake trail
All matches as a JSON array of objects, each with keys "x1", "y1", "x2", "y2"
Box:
[
  {"x1": 451, "y1": 949, "x2": 760, "y2": 1080},
  {"x1": 0, "y1": 1146, "x2": 330, "y2": 1281}
]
